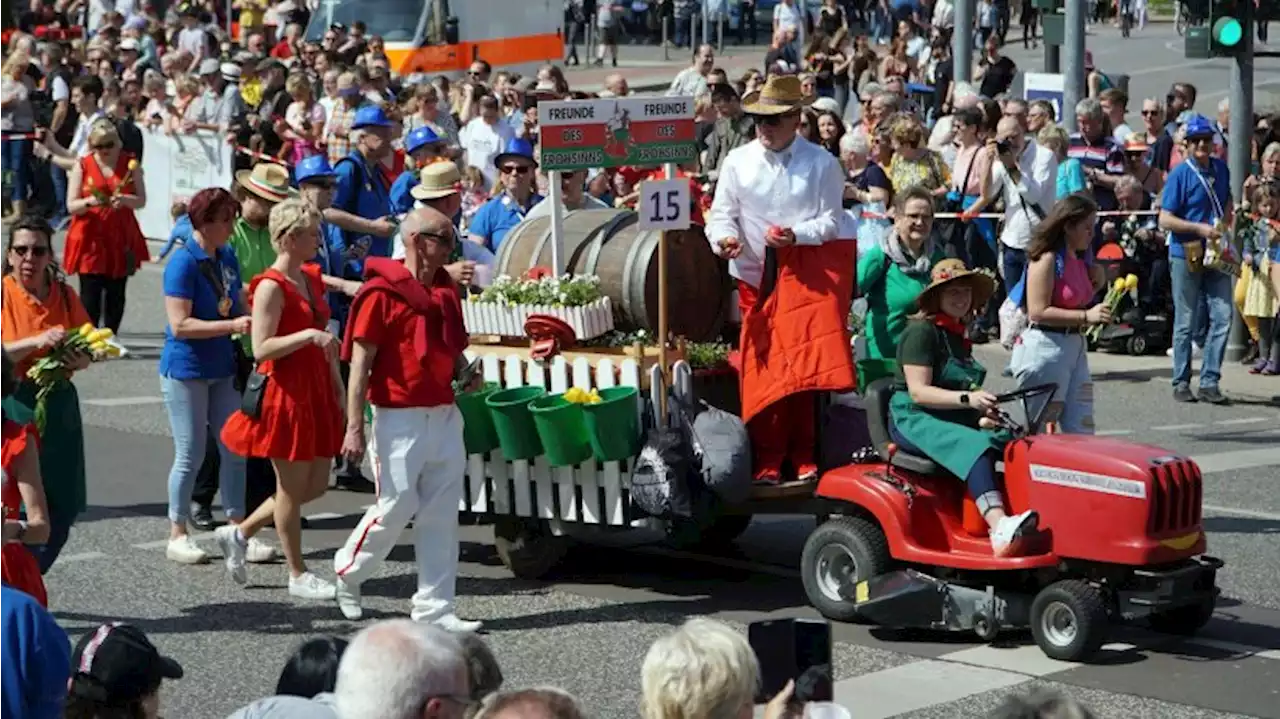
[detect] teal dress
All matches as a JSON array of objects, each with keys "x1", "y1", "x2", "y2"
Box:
[
  {"x1": 2, "y1": 381, "x2": 86, "y2": 522},
  {"x1": 888, "y1": 321, "x2": 1009, "y2": 480},
  {"x1": 857, "y1": 244, "x2": 946, "y2": 360}
]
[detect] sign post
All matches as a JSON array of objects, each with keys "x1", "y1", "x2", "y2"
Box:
[
  {"x1": 537, "y1": 97, "x2": 697, "y2": 405},
  {"x1": 1023, "y1": 72, "x2": 1065, "y2": 125}
]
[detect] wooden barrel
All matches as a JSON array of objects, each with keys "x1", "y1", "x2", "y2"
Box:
[{"x1": 494, "y1": 209, "x2": 730, "y2": 342}]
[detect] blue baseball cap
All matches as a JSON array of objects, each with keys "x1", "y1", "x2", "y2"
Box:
[
  {"x1": 404, "y1": 126, "x2": 442, "y2": 155},
  {"x1": 1182, "y1": 114, "x2": 1215, "y2": 140},
  {"x1": 352, "y1": 105, "x2": 394, "y2": 130},
  {"x1": 494, "y1": 137, "x2": 538, "y2": 169},
  {"x1": 294, "y1": 155, "x2": 336, "y2": 185}
]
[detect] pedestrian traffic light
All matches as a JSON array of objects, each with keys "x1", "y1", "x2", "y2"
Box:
[{"x1": 1209, "y1": 0, "x2": 1247, "y2": 56}]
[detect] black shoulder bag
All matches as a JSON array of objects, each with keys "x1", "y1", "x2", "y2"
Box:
[{"x1": 240, "y1": 274, "x2": 321, "y2": 419}]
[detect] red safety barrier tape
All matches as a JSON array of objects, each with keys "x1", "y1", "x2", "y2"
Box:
[
  {"x1": 233, "y1": 145, "x2": 294, "y2": 166},
  {"x1": 858, "y1": 208, "x2": 1162, "y2": 221}
]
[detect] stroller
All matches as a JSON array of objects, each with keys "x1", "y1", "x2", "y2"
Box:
[{"x1": 1092, "y1": 221, "x2": 1173, "y2": 356}]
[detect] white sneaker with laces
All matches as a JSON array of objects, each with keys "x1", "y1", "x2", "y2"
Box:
[
  {"x1": 433, "y1": 614, "x2": 483, "y2": 633},
  {"x1": 336, "y1": 578, "x2": 363, "y2": 620},
  {"x1": 289, "y1": 572, "x2": 337, "y2": 600},
  {"x1": 214, "y1": 524, "x2": 248, "y2": 585},
  {"x1": 990, "y1": 510, "x2": 1039, "y2": 557},
  {"x1": 165, "y1": 535, "x2": 209, "y2": 565},
  {"x1": 245, "y1": 538, "x2": 279, "y2": 564}
]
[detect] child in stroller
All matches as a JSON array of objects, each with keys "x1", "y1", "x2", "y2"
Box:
[{"x1": 1094, "y1": 176, "x2": 1173, "y2": 354}]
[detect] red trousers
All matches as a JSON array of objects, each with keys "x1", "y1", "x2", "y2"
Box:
[{"x1": 737, "y1": 280, "x2": 817, "y2": 477}]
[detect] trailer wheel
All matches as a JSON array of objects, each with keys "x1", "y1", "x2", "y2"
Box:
[
  {"x1": 1030, "y1": 580, "x2": 1110, "y2": 661},
  {"x1": 697, "y1": 514, "x2": 754, "y2": 547},
  {"x1": 1147, "y1": 597, "x2": 1216, "y2": 636},
  {"x1": 1126, "y1": 334, "x2": 1148, "y2": 356},
  {"x1": 493, "y1": 517, "x2": 568, "y2": 580},
  {"x1": 801, "y1": 515, "x2": 892, "y2": 623}
]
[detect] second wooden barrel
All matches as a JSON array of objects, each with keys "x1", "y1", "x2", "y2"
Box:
[{"x1": 494, "y1": 208, "x2": 730, "y2": 342}]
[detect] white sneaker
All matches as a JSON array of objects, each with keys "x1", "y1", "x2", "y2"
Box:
[
  {"x1": 245, "y1": 538, "x2": 279, "y2": 564},
  {"x1": 433, "y1": 613, "x2": 483, "y2": 633},
  {"x1": 289, "y1": 572, "x2": 337, "y2": 600},
  {"x1": 990, "y1": 510, "x2": 1040, "y2": 557},
  {"x1": 336, "y1": 578, "x2": 363, "y2": 620},
  {"x1": 214, "y1": 524, "x2": 247, "y2": 585},
  {"x1": 1167, "y1": 343, "x2": 1204, "y2": 358},
  {"x1": 165, "y1": 536, "x2": 209, "y2": 565}
]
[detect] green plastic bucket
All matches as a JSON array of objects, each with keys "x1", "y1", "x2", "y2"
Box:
[
  {"x1": 529, "y1": 394, "x2": 594, "y2": 467},
  {"x1": 456, "y1": 382, "x2": 501, "y2": 455},
  {"x1": 857, "y1": 358, "x2": 899, "y2": 393},
  {"x1": 485, "y1": 386, "x2": 547, "y2": 460},
  {"x1": 582, "y1": 386, "x2": 642, "y2": 462}
]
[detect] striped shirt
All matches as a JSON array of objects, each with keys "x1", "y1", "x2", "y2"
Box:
[{"x1": 1067, "y1": 132, "x2": 1125, "y2": 211}]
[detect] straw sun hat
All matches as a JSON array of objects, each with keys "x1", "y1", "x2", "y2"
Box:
[
  {"x1": 741, "y1": 75, "x2": 813, "y2": 116},
  {"x1": 235, "y1": 162, "x2": 297, "y2": 203},
  {"x1": 916, "y1": 259, "x2": 996, "y2": 315}
]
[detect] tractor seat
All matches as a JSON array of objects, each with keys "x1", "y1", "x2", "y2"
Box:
[{"x1": 863, "y1": 377, "x2": 940, "y2": 476}]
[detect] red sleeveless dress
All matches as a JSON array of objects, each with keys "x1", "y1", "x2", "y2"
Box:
[
  {"x1": 2, "y1": 419, "x2": 48, "y2": 607},
  {"x1": 63, "y1": 152, "x2": 151, "y2": 278},
  {"x1": 221, "y1": 265, "x2": 344, "y2": 462}
]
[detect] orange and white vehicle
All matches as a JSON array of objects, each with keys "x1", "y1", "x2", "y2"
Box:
[{"x1": 306, "y1": 0, "x2": 564, "y2": 77}]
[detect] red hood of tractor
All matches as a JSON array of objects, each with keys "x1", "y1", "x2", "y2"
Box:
[{"x1": 1004, "y1": 435, "x2": 1205, "y2": 566}]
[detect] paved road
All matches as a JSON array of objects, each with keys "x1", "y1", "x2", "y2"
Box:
[{"x1": 37, "y1": 22, "x2": 1280, "y2": 719}]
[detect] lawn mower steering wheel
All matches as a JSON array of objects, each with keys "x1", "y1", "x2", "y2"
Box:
[
  {"x1": 991, "y1": 383, "x2": 1059, "y2": 436},
  {"x1": 994, "y1": 383, "x2": 1059, "y2": 406}
]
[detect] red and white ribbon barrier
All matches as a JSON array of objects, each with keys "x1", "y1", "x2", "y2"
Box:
[
  {"x1": 858, "y1": 208, "x2": 1163, "y2": 221},
  {"x1": 1, "y1": 132, "x2": 42, "y2": 141},
  {"x1": 233, "y1": 145, "x2": 294, "y2": 166}
]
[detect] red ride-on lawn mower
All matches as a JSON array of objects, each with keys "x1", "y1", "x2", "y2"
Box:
[{"x1": 801, "y1": 379, "x2": 1223, "y2": 661}]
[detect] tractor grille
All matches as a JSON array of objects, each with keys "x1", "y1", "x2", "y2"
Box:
[{"x1": 1149, "y1": 460, "x2": 1203, "y2": 534}]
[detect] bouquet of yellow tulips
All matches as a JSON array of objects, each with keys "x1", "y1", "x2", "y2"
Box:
[
  {"x1": 562, "y1": 387, "x2": 602, "y2": 405},
  {"x1": 1085, "y1": 274, "x2": 1139, "y2": 342},
  {"x1": 26, "y1": 323, "x2": 122, "y2": 432}
]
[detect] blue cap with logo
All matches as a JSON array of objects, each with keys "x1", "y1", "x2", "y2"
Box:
[
  {"x1": 352, "y1": 105, "x2": 394, "y2": 130},
  {"x1": 494, "y1": 137, "x2": 538, "y2": 168},
  {"x1": 1182, "y1": 114, "x2": 1215, "y2": 140},
  {"x1": 294, "y1": 155, "x2": 337, "y2": 185},
  {"x1": 404, "y1": 126, "x2": 441, "y2": 155}
]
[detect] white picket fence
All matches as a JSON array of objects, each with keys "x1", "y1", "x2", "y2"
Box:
[{"x1": 456, "y1": 349, "x2": 672, "y2": 528}]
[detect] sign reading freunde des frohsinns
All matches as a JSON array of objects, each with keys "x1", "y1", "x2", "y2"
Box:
[
  {"x1": 1029, "y1": 464, "x2": 1148, "y2": 500},
  {"x1": 537, "y1": 96, "x2": 698, "y2": 172}
]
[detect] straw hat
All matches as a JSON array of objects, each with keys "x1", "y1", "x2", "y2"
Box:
[
  {"x1": 916, "y1": 259, "x2": 996, "y2": 315},
  {"x1": 741, "y1": 75, "x2": 812, "y2": 116},
  {"x1": 1122, "y1": 132, "x2": 1148, "y2": 153},
  {"x1": 410, "y1": 160, "x2": 462, "y2": 201},
  {"x1": 235, "y1": 162, "x2": 297, "y2": 203}
]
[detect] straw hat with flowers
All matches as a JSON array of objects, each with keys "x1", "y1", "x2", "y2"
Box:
[
  {"x1": 916, "y1": 259, "x2": 996, "y2": 315},
  {"x1": 741, "y1": 75, "x2": 813, "y2": 116}
]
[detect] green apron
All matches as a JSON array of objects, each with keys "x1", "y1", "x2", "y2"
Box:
[
  {"x1": 888, "y1": 332, "x2": 1008, "y2": 481},
  {"x1": 2, "y1": 380, "x2": 87, "y2": 522}
]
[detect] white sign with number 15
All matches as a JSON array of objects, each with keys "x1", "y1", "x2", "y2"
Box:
[{"x1": 637, "y1": 178, "x2": 691, "y2": 232}]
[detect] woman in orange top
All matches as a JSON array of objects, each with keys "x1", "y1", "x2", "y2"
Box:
[
  {"x1": 63, "y1": 117, "x2": 150, "y2": 333},
  {"x1": 0, "y1": 414, "x2": 50, "y2": 603},
  {"x1": 0, "y1": 215, "x2": 93, "y2": 574},
  {"x1": 219, "y1": 198, "x2": 344, "y2": 601}
]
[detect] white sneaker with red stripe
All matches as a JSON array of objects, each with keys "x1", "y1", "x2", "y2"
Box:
[{"x1": 336, "y1": 579, "x2": 362, "y2": 620}]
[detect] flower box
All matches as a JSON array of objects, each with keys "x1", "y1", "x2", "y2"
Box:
[{"x1": 463, "y1": 296, "x2": 616, "y2": 340}]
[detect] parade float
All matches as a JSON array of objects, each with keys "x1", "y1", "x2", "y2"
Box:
[{"x1": 450, "y1": 95, "x2": 1221, "y2": 661}]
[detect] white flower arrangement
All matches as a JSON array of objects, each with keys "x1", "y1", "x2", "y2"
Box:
[{"x1": 463, "y1": 274, "x2": 614, "y2": 339}]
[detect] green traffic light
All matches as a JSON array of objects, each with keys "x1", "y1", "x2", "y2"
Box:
[{"x1": 1213, "y1": 16, "x2": 1244, "y2": 46}]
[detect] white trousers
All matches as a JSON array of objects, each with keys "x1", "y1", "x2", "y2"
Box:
[{"x1": 332, "y1": 404, "x2": 466, "y2": 622}]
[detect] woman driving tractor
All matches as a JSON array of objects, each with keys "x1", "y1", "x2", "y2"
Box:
[{"x1": 889, "y1": 259, "x2": 1040, "y2": 558}]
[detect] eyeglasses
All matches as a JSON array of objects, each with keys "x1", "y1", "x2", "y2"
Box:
[
  {"x1": 759, "y1": 111, "x2": 800, "y2": 128},
  {"x1": 9, "y1": 245, "x2": 50, "y2": 258},
  {"x1": 410, "y1": 230, "x2": 456, "y2": 248},
  {"x1": 500, "y1": 164, "x2": 532, "y2": 175},
  {"x1": 1141, "y1": 109, "x2": 1161, "y2": 116}
]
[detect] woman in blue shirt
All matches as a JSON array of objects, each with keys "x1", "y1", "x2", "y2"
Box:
[{"x1": 159, "y1": 188, "x2": 252, "y2": 565}]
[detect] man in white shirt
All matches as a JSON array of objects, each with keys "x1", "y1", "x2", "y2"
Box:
[
  {"x1": 706, "y1": 76, "x2": 852, "y2": 487},
  {"x1": 987, "y1": 116, "x2": 1057, "y2": 289},
  {"x1": 666, "y1": 45, "x2": 715, "y2": 98},
  {"x1": 459, "y1": 95, "x2": 514, "y2": 189},
  {"x1": 1100, "y1": 88, "x2": 1134, "y2": 143},
  {"x1": 772, "y1": 0, "x2": 802, "y2": 35},
  {"x1": 526, "y1": 169, "x2": 610, "y2": 220}
]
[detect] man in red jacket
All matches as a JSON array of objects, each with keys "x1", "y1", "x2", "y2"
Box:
[{"x1": 331, "y1": 206, "x2": 482, "y2": 632}]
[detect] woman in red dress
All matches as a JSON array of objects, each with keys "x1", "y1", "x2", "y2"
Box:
[
  {"x1": 0, "y1": 404, "x2": 51, "y2": 603},
  {"x1": 219, "y1": 198, "x2": 344, "y2": 601},
  {"x1": 62, "y1": 117, "x2": 150, "y2": 333}
]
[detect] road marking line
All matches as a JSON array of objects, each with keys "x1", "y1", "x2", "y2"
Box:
[
  {"x1": 1191, "y1": 448, "x2": 1280, "y2": 474},
  {"x1": 58, "y1": 551, "x2": 107, "y2": 563},
  {"x1": 1212, "y1": 417, "x2": 1270, "y2": 426},
  {"x1": 1203, "y1": 504, "x2": 1280, "y2": 521},
  {"x1": 132, "y1": 538, "x2": 175, "y2": 550},
  {"x1": 831, "y1": 657, "x2": 1028, "y2": 719},
  {"x1": 1184, "y1": 637, "x2": 1280, "y2": 662},
  {"x1": 83, "y1": 396, "x2": 165, "y2": 407},
  {"x1": 305, "y1": 512, "x2": 345, "y2": 521},
  {"x1": 1095, "y1": 429, "x2": 1134, "y2": 436},
  {"x1": 1150, "y1": 423, "x2": 1204, "y2": 431}
]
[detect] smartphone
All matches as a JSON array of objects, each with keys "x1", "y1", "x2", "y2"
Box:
[{"x1": 749, "y1": 618, "x2": 833, "y2": 704}]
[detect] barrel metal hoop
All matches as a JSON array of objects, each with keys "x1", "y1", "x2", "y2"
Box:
[
  {"x1": 583, "y1": 209, "x2": 638, "y2": 277},
  {"x1": 619, "y1": 224, "x2": 653, "y2": 323}
]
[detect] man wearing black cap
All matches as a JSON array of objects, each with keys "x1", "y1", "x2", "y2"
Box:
[{"x1": 66, "y1": 623, "x2": 183, "y2": 718}]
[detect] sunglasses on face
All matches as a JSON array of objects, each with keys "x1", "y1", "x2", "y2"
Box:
[
  {"x1": 10, "y1": 245, "x2": 50, "y2": 258},
  {"x1": 1141, "y1": 109, "x2": 1161, "y2": 117},
  {"x1": 411, "y1": 230, "x2": 456, "y2": 248},
  {"x1": 759, "y1": 112, "x2": 800, "y2": 127},
  {"x1": 501, "y1": 165, "x2": 531, "y2": 175}
]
